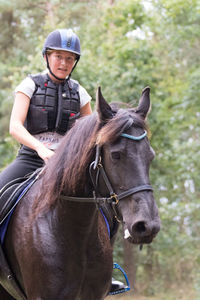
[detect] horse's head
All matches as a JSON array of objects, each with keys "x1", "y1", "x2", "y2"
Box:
[{"x1": 95, "y1": 87, "x2": 160, "y2": 244}]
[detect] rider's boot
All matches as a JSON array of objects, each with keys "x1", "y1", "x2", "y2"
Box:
[{"x1": 109, "y1": 278, "x2": 127, "y2": 294}]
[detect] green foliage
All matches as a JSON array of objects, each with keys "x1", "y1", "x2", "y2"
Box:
[
  {"x1": 76, "y1": 0, "x2": 159, "y2": 103},
  {"x1": 0, "y1": 135, "x2": 18, "y2": 170}
]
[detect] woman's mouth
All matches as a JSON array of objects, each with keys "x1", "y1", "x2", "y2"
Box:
[{"x1": 58, "y1": 68, "x2": 67, "y2": 72}]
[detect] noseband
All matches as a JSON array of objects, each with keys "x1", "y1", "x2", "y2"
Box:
[{"x1": 61, "y1": 129, "x2": 153, "y2": 222}]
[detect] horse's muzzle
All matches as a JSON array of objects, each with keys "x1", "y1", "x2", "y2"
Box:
[{"x1": 124, "y1": 219, "x2": 161, "y2": 244}]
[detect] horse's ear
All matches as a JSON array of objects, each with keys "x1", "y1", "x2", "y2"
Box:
[
  {"x1": 135, "y1": 86, "x2": 151, "y2": 119},
  {"x1": 96, "y1": 86, "x2": 113, "y2": 121}
]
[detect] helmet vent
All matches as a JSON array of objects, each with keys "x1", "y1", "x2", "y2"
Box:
[{"x1": 67, "y1": 37, "x2": 72, "y2": 48}]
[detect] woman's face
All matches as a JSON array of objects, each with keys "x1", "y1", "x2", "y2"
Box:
[{"x1": 46, "y1": 50, "x2": 76, "y2": 81}]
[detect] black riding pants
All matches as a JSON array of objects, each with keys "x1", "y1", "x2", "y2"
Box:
[{"x1": 0, "y1": 146, "x2": 44, "y2": 191}]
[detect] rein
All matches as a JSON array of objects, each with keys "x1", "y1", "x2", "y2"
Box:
[{"x1": 60, "y1": 130, "x2": 153, "y2": 221}]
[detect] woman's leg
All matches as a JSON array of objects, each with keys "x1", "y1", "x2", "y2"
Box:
[{"x1": 0, "y1": 150, "x2": 44, "y2": 191}]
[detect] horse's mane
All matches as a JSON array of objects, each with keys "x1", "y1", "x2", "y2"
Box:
[{"x1": 33, "y1": 107, "x2": 147, "y2": 215}]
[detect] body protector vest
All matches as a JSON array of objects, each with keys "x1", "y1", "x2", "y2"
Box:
[{"x1": 25, "y1": 74, "x2": 80, "y2": 135}]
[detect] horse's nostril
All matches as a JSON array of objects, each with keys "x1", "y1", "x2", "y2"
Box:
[
  {"x1": 132, "y1": 221, "x2": 160, "y2": 238},
  {"x1": 134, "y1": 221, "x2": 146, "y2": 233}
]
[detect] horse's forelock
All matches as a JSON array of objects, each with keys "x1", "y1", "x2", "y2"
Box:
[{"x1": 96, "y1": 109, "x2": 145, "y2": 146}]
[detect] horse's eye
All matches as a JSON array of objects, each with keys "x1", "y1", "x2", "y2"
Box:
[{"x1": 111, "y1": 152, "x2": 120, "y2": 159}]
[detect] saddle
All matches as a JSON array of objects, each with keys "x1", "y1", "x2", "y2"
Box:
[
  {"x1": 0, "y1": 169, "x2": 41, "y2": 227},
  {"x1": 0, "y1": 169, "x2": 41, "y2": 300}
]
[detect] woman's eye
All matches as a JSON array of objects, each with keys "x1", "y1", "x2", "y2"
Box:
[{"x1": 111, "y1": 152, "x2": 120, "y2": 159}]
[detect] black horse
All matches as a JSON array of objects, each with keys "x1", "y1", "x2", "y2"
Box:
[{"x1": 0, "y1": 87, "x2": 160, "y2": 299}]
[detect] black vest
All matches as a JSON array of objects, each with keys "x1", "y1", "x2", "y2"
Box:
[{"x1": 25, "y1": 74, "x2": 80, "y2": 135}]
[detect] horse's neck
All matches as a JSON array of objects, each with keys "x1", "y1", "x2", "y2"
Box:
[{"x1": 55, "y1": 200, "x2": 98, "y2": 239}]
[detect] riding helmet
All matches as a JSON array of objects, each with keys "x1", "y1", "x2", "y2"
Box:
[{"x1": 42, "y1": 29, "x2": 81, "y2": 58}]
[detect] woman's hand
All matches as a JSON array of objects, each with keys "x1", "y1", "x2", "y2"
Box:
[{"x1": 35, "y1": 144, "x2": 55, "y2": 162}]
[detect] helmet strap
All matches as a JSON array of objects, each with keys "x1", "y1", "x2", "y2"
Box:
[{"x1": 68, "y1": 57, "x2": 80, "y2": 79}]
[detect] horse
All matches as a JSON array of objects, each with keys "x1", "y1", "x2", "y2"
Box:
[{"x1": 0, "y1": 86, "x2": 160, "y2": 300}]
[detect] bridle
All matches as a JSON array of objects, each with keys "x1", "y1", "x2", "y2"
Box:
[{"x1": 60, "y1": 129, "x2": 153, "y2": 222}]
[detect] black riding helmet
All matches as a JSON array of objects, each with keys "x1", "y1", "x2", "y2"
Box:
[{"x1": 42, "y1": 29, "x2": 81, "y2": 81}]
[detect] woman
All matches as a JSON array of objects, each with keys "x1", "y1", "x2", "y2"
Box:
[{"x1": 0, "y1": 28, "x2": 92, "y2": 189}]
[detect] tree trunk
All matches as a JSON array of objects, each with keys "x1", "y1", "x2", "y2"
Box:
[
  {"x1": 123, "y1": 239, "x2": 138, "y2": 290},
  {"x1": 144, "y1": 245, "x2": 154, "y2": 285},
  {"x1": 46, "y1": 2, "x2": 55, "y2": 27}
]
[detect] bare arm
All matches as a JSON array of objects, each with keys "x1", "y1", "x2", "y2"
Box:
[
  {"x1": 9, "y1": 92, "x2": 54, "y2": 162},
  {"x1": 80, "y1": 102, "x2": 92, "y2": 116}
]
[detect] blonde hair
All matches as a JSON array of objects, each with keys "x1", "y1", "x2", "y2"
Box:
[{"x1": 46, "y1": 49, "x2": 55, "y2": 55}]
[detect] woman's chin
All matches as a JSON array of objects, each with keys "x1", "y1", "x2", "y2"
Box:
[{"x1": 57, "y1": 72, "x2": 68, "y2": 78}]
